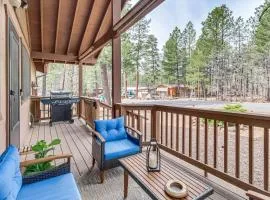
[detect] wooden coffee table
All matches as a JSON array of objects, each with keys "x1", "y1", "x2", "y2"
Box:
[{"x1": 119, "y1": 152, "x2": 213, "y2": 200}]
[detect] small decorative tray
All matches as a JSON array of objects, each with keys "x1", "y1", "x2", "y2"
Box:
[{"x1": 164, "y1": 180, "x2": 188, "y2": 198}]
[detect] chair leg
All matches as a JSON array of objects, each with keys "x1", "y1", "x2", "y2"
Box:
[
  {"x1": 92, "y1": 157, "x2": 95, "y2": 166},
  {"x1": 100, "y1": 170, "x2": 104, "y2": 184}
]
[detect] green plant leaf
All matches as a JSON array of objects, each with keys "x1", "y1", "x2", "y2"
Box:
[{"x1": 48, "y1": 139, "x2": 61, "y2": 146}]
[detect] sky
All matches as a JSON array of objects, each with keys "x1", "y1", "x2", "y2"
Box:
[{"x1": 130, "y1": 0, "x2": 265, "y2": 50}]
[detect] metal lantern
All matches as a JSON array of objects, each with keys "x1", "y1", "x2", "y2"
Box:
[{"x1": 146, "y1": 138, "x2": 160, "y2": 172}]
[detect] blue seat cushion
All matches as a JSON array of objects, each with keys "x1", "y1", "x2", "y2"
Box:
[
  {"x1": 17, "y1": 173, "x2": 81, "y2": 200},
  {"x1": 104, "y1": 139, "x2": 140, "y2": 160},
  {"x1": 0, "y1": 145, "x2": 22, "y2": 200},
  {"x1": 94, "y1": 116, "x2": 127, "y2": 142}
]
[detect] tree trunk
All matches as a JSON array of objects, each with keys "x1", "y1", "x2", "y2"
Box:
[
  {"x1": 101, "y1": 64, "x2": 111, "y2": 105},
  {"x1": 95, "y1": 69, "x2": 99, "y2": 97},
  {"x1": 267, "y1": 77, "x2": 270, "y2": 101},
  {"x1": 42, "y1": 74, "x2": 46, "y2": 96},
  {"x1": 136, "y1": 66, "x2": 139, "y2": 98},
  {"x1": 62, "y1": 65, "x2": 66, "y2": 90},
  {"x1": 125, "y1": 72, "x2": 128, "y2": 98}
]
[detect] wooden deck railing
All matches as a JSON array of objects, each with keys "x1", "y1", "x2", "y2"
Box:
[
  {"x1": 118, "y1": 103, "x2": 270, "y2": 196},
  {"x1": 32, "y1": 96, "x2": 269, "y2": 196},
  {"x1": 79, "y1": 96, "x2": 112, "y2": 128},
  {"x1": 30, "y1": 96, "x2": 79, "y2": 121}
]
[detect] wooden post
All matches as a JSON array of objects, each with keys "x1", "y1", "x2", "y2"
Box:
[
  {"x1": 155, "y1": 111, "x2": 160, "y2": 142},
  {"x1": 124, "y1": 169, "x2": 129, "y2": 198},
  {"x1": 151, "y1": 108, "x2": 156, "y2": 139},
  {"x1": 78, "y1": 63, "x2": 83, "y2": 117},
  {"x1": 111, "y1": 0, "x2": 121, "y2": 117}
]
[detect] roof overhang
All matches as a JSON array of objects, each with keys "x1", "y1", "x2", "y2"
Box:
[{"x1": 26, "y1": 0, "x2": 164, "y2": 72}]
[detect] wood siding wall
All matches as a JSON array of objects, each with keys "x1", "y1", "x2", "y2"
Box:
[{"x1": 0, "y1": 0, "x2": 35, "y2": 153}]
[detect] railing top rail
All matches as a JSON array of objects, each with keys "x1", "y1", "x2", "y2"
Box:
[
  {"x1": 119, "y1": 103, "x2": 270, "y2": 128},
  {"x1": 99, "y1": 102, "x2": 112, "y2": 109},
  {"x1": 80, "y1": 96, "x2": 112, "y2": 109},
  {"x1": 116, "y1": 103, "x2": 155, "y2": 110}
]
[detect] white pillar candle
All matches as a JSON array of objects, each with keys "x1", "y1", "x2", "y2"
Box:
[{"x1": 149, "y1": 152, "x2": 158, "y2": 169}]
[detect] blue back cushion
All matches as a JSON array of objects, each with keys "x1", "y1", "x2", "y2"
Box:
[
  {"x1": 0, "y1": 145, "x2": 22, "y2": 199},
  {"x1": 94, "y1": 116, "x2": 127, "y2": 142}
]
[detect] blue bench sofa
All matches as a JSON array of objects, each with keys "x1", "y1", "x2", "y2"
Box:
[
  {"x1": 0, "y1": 145, "x2": 81, "y2": 200},
  {"x1": 92, "y1": 116, "x2": 142, "y2": 183}
]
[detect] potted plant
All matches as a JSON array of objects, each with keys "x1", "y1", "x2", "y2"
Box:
[{"x1": 22, "y1": 139, "x2": 70, "y2": 184}]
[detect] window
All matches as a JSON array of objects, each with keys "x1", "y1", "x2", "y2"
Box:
[{"x1": 21, "y1": 44, "x2": 31, "y2": 102}]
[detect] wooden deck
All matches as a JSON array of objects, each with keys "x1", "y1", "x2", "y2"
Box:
[{"x1": 22, "y1": 118, "x2": 245, "y2": 200}]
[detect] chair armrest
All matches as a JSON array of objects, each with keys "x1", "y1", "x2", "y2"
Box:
[
  {"x1": 125, "y1": 126, "x2": 142, "y2": 151},
  {"x1": 125, "y1": 126, "x2": 143, "y2": 138},
  {"x1": 246, "y1": 190, "x2": 270, "y2": 200},
  {"x1": 91, "y1": 129, "x2": 106, "y2": 143},
  {"x1": 20, "y1": 154, "x2": 72, "y2": 168}
]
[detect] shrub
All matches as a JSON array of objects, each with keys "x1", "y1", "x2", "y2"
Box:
[{"x1": 223, "y1": 104, "x2": 247, "y2": 113}]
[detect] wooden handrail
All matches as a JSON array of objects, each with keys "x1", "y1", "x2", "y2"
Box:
[
  {"x1": 118, "y1": 103, "x2": 270, "y2": 196},
  {"x1": 20, "y1": 154, "x2": 72, "y2": 167},
  {"x1": 119, "y1": 104, "x2": 270, "y2": 128}
]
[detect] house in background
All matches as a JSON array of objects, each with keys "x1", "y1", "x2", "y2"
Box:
[{"x1": 156, "y1": 84, "x2": 190, "y2": 99}]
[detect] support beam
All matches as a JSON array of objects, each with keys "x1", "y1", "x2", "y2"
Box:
[
  {"x1": 66, "y1": 0, "x2": 79, "y2": 54},
  {"x1": 79, "y1": 0, "x2": 109, "y2": 56},
  {"x1": 32, "y1": 51, "x2": 78, "y2": 62},
  {"x1": 114, "y1": 0, "x2": 164, "y2": 36},
  {"x1": 112, "y1": 0, "x2": 122, "y2": 117},
  {"x1": 78, "y1": 0, "x2": 95, "y2": 55},
  {"x1": 79, "y1": 0, "x2": 164, "y2": 63},
  {"x1": 55, "y1": 0, "x2": 62, "y2": 53},
  {"x1": 78, "y1": 63, "x2": 83, "y2": 117},
  {"x1": 40, "y1": 0, "x2": 44, "y2": 52},
  {"x1": 79, "y1": 32, "x2": 111, "y2": 62}
]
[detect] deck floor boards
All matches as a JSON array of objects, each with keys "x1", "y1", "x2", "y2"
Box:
[{"x1": 22, "y1": 118, "x2": 243, "y2": 200}]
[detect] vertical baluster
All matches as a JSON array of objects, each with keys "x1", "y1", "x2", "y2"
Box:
[
  {"x1": 144, "y1": 110, "x2": 147, "y2": 142},
  {"x1": 189, "y1": 116, "x2": 192, "y2": 157},
  {"x1": 131, "y1": 110, "x2": 135, "y2": 127},
  {"x1": 204, "y1": 118, "x2": 208, "y2": 177},
  {"x1": 176, "y1": 114, "x2": 179, "y2": 152},
  {"x1": 161, "y1": 112, "x2": 163, "y2": 145},
  {"x1": 196, "y1": 117, "x2": 200, "y2": 160},
  {"x1": 107, "y1": 108, "x2": 109, "y2": 119},
  {"x1": 264, "y1": 128, "x2": 269, "y2": 191},
  {"x1": 171, "y1": 113, "x2": 173, "y2": 149},
  {"x1": 137, "y1": 110, "x2": 141, "y2": 131},
  {"x1": 149, "y1": 109, "x2": 152, "y2": 141},
  {"x1": 166, "y1": 112, "x2": 168, "y2": 147},
  {"x1": 235, "y1": 124, "x2": 240, "y2": 178},
  {"x1": 47, "y1": 104, "x2": 49, "y2": 118},
  {"x1": 249, "y1": 126, "x2": 253, "y2": 184},
  {"x1": 224, "y1": 122, "x2": 228, "y2": 173},
  {"x1": 103, "y1": 107, "x2": 105, "y2": 120},
  {"x1": 214, "y1": 120, "x2": 218, "y2": 168},
  {"x1": 127, "y1": 111, "x2": 130, "y2": 126},
  {"x1": 182, "y1": 115, "x2": 186, "y2": 154}
]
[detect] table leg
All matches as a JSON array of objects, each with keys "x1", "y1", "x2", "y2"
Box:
[{"x1": 124, "y1": 169, "x2": 128, "y2": 198}]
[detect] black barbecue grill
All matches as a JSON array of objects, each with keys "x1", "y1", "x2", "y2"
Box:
[{"x1": 41, "y1": 91, "x2": 80, "y2": 126}]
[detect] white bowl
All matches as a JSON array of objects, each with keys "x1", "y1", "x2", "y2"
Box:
[{"x1": 164, "y1": 180, "x2": 188, "y2": 198}]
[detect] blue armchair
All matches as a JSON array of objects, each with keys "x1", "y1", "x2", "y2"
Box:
[
  {"x1": 0, "y1": 145, "x2": 81, "y2": 200},
  {"x1": 92, "y1": 116, "x2": 142, "y2": 183}
]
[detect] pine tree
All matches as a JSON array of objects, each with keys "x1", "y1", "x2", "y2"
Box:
[
  {"x1": 162, "y1": 27, "x2": 185, "y2": 94},
  {"x1": 197, "y1": 5, "x2": 234, "y2": 99},
  {"x1": 121, "y1": 32, "x2": 135, "y2": 97},
  {"x1": 144, "y1": 34, "x2": 160, "y2": 86},
  {"x1": 130, "y1": 18, "x2": 151, "y2": 97}
]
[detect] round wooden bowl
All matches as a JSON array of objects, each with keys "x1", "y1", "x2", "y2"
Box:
[{"x1": 164, "y1": 180, "x2": 188, "y2": 198}]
